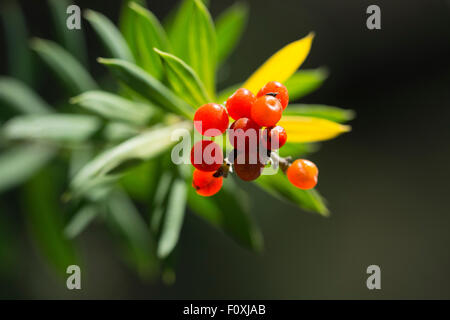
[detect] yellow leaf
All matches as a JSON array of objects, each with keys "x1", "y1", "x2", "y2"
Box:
[
  {"x1": 278, "y1": 115, "x2": 351, "y2": 143},
  {"x1": 243, "y1": 32, "x2": 314, "y2": 94}
]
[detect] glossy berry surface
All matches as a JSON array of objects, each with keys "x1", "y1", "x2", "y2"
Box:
[
  {"x1": 257, "y1": 81, "x2": 289, "y2": 110},
  {"x1": 192, "y1": 169, "x2": 223, "y2": 196},
  {"x1": 233, "y1": 151, "x2": 265, "y2": 182},
  {"x1": 229, "y1": 117, "x2": 261, "y2": 152},
  {"x1": 226, "y1": 88, "x2": 255, "y2": 120},
  {"x1": 262, "y1": 125, "x2": 287, "y2": 150},
  {"x1": 287, "y1": 159, "x2": 318, "y2": 190},
  {"x1": 194, "y1": 103, "x2": 229, "y2": 136},
  {"x1": 190, "y1": 140, "x2": 223, "y2": 172},
  {"x1": 251, "y1": 95, "x2": 283, "y2": 127}
]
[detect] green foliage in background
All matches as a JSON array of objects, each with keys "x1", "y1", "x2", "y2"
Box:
[{"x1": 0, "y1": 0, "x2": 354, "y2": 282}]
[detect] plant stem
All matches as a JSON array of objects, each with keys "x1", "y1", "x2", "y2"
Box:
[{"x1": 270, "y1": 151, "x2": 291, "y2": 174}]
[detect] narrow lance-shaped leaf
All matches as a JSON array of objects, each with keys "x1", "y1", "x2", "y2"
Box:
[
  {"x1": 0, "y1": 1, "x2": 33, "y2": 86},
  {"x1": 256, "y1": 172, "x2": 329, "y2": 216},
  {"x1": 166, "y1": 0, "x2": 194, "y2": 62},
  {"x1": 157, "y1": 177, "x2": 187, "y2": 258},
  {"x1": 243, "y1": 32, "x2": 314, "y2": 94},
  {"x1": 98, "y1": 58, "x2": 195, "y2": 119},
  {"x1": 119, "y1": 0, "x2": 146, "y2": 51},
  {"x1": 188, "y1": 0, "x2": 217, "y2": 97},
  {"x1": 150, "y1": 171, "x2": 173, "y2": 233},
  {"x1": 84, "y1": 9, "x2": 134, "y2": 62},
  {"x1": 120, "y1": 158, "x2": 162, "y2": 202},
  {"x1": 2, "y1": 114, "x2": 101, "y2": 143},
  {"x1": 126, "y1": 2, "x2": 170, "y2": 79},
  {"x1": 103, "y1": 122, "x2": 141, "y2": 142},
  {"x1": 47, "y1": 0, "x2": 87, "y2": 65},
  {"x1": 187, "y1": 178, "x2": 263, "y2": 251},
  {"x1": 223, "y1": 50, "x2": 322, "y2": 103},
  {"x1": 69, "y1": 175, "x2": 118, "y2": 203},
  {"x1": 154, "y1": 48, "x2": 211, "y2": 106},
  {"x1": 217, "y1": 69, "x2": 326, "y2": 103},
  {"x1": 278, "y1": 115, "x2": 351, "y2": 143},
  {"x1": 66, "y1": 147, "x2": 117, "y2": 203},
  {"x1": 71, "y1": 91, "x2": 154, "y2": 125},
  {"x1": 30, "y1": 38, "x2": 98, "y2": 94},
  {"x1": 106, "y1": 188, "x2": 158, "y2": 278},
  {"x1": 71, "y1": 121, "x2": 192, "y2": 193},
  {"x1": 284, "y1": 68, "x2": 328, "y2": 101},
  {"x1": 284, "y1": 104, "x2": 355, "y2": 123},
  {"x1": 0, "y1": 144, "x2": 55, "y2": 194},
  {"x1": 64, "y1": 205, "x2": 99, "y2": 239},
  {"x1": 69, "y1": 146, "x2": 94, "y2": 179},
  {"x1": 215, "y1": 2, "x2": 249, "y2": 65},
  {"x1": 165, "y1": 0, "x2": 210, "y2": 35},
  {"x1": 0, "y1": 77, "x2": 51, "y2": 114}
]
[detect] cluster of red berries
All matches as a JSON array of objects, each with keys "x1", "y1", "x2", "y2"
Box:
[{"x1": 190, "y1": 81, "x2": 318, "y2": 197}]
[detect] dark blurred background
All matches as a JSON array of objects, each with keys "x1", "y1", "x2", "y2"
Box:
[{"x1": 1, "y1": 0, "x2": 450, "y2": 299}]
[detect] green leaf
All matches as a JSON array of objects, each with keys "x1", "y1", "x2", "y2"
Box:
[
  {"x1": 69, "y1": 175, "x2": 118, "y2": 203},
  {"x1": 30, "y1": 38, "x2": 98, "y2": 95},
  {"x1": 215, "y1": 2, "x2": 248, "y2": 65},
  {"x1": 157, "y1": 176, "x2": 187, "y2": 258},
  {"x1": 255, "y1": 172, "x2": 329, "y2": 216},
  {"x1": 0, "y1": 77, "x2": 51, "y2": 114},
  {"x1": 71, "y1": 91, "x2": 154, "y2": 125},
  {"x1": 0, "y1": 1, "x2": 33, "y2": 86},
  {"x1": 120, "y1": 0, "x2": 146, "y2": 50},
  {"x1": 125, "y1": 2, "x2": 170, "y2": 79},
  {"x1": 154, "y1": 48, "x2": 210, "y2": 106},
  {"x1": 98, "y1": 58, "x2": 195, "y2": 118},
  {"x1": 103, "y1": 122, "x2": 140, "y2": 142},
  {"x1": 64, "y1": 205, "x2": 99, "y2": 239},
  {"x1": 2, "y1": 114, "x2": 101, "y2": 143},
  {"x1": 106, "y1": 188, "x2": 158, "y2": 278},
  {"x1": 71, "y1": 121, "x2": 192, "y2": 193},
  {"x1": 166, "y1": 0, "x2": 194, "y2": 62},
  {"x1": 284, "y1": 104, "x2": 355, "y2": 123},
  {"x1": 0, "y1": 144, "x2": 55, "y2": 194},
  {"x1": 69, "y1": 146, "x2": 94, "y2": 178},
  {"x1": 84, "y1": 9, "x2": 134, "y2": 62},
  {"x1": 120, "y1": 157, "x2": 162, "y2": 202},
  {"x1": 150, "y1": 170, "x2": 173, "y2": 233},
  {"x1": 187, "y1": 178, "x2": 263, "y2": 251},
  {"x1": 167, "y1": 0, "x2": 216, "y2": 96},
  {"x1": 23, "y1": 168, "x2": 78, "y2": 275},
  {"x1": 164, "y1": 0, "x2": 209, "y2": 34},
  {"x1": 47, "y1": 0, "x2": 87, "y2": 65},
  {"x1": 284, "y1": 68, "x2": 328, "y2": 101},
  {"x1": 188, "y1": 0, "x2": 217, "y2": 97}
]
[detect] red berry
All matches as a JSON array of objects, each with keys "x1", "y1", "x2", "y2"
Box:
[
  {"x1": 228, "y1": 118, "x2": 261, "y2": 152},
  {"x1": 233, "y1": 150, "x2": 265, "y2": 181},
  {"x1": 262, "y1": 125, "x2": 287, "y2": 150},
  {"x1": 190, "y1": 140, "x2": 223, "y2": 172},
  {"x1": 287, "y1": 159, "x2": 318, "y2": 190},
  {"x1": 226, "y1": 88, "x2": 255, "y2": 120},
  {"x1": 257, "y1": 81, "x2": 289, "y2": 110},
  {"x1": 192, "y1": 169, "x2": 223, "y2": 196},
  {"x1": 251, "y1": 96, "x2": 282, "y2": 127},
  {"x1": 194, "y1": 103, "x2": 229, "y2": 136}
]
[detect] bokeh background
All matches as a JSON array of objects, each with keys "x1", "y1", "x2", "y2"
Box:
[{"x1": 1, "y1": 0, "x2": 449, "y2": 299}]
